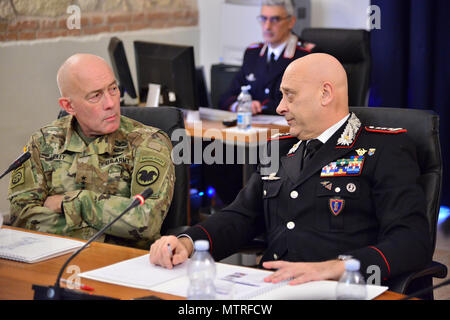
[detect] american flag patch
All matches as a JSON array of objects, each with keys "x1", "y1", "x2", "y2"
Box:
[{"x1": 321, "y1": 156, "x2": 365, "y2": 177}]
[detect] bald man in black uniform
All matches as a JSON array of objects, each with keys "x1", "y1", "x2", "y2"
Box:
[{"x1": 150, "y1": 53, "x2": 431, "y2": 286}]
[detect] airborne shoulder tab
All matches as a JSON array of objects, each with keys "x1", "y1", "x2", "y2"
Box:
[{"x1": 365, "y1": 126, "x2": 407, "y2": 134}]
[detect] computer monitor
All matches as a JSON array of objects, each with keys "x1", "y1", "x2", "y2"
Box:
[
  {"x1": 195, "y1": 66, "x2": 211, "y2": 108},
  {"x1": 107, "y1": 37, "x2": 138, "y2": 100},
  {"x1": 134, "y1": 41, "x2": 198, "y2": 110}
]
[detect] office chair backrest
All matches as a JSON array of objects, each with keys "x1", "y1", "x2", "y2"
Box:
[
  {"x1": 302, "y1": 28, "x2": 371, "y2": 106},
  {"x1": 58, "y1": 106, "x2": 189, "y2": 235},
  {"x1": 350, "y1": 107, "x2": 441, "y2": 251}
]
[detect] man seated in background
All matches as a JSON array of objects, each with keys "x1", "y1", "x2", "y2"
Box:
[
  {"x1": 8, "y1": 53, "x2": 175, "y2": 249},
  {"x1": 150, "y1": 53, "x2": 431, "y2": 286},
  {"x1": 219, "y1": 0, "x2": 317, "y2": 115}
]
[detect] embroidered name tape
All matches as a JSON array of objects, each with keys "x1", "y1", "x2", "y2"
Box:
[{"x1": 321, "y1": 156, "x2": 365, "y2": 177}]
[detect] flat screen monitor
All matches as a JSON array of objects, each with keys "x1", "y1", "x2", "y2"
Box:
[
  {"x1": 108, "y1": 37, "x2": 138, "y2": 100},
  {"x1": 134, "y1": 41, "x2": 198, "y2": 110}
]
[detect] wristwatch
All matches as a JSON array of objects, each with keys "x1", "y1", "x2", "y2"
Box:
[{"x1": 337, "y1": 255, "x2": 353, "y2": 261}]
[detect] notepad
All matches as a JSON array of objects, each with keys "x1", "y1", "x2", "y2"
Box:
[
  {"x1": 80, "y1": 254, "x2": 388, "y2": 300},
  {"x1": 0, "y1": 228, "x2": 84, "y2": 263}
]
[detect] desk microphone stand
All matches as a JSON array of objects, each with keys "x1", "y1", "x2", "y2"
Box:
[{"x1": 32, "y1": 189, "x2": 153, "y2": 300}]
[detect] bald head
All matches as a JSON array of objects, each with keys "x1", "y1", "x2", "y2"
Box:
[
  {"x1": 56, "y1": 54, "x2": 111, "y2": 97},
  {"x1": 56, "y1": 53, "x2": 121, "y2": 137},
  {"x1": 284, "y1": 53, "x2": 348, "y2": 110},
  {"x1": 277, "y1": 53, "x2": 350, "y2": 140}
]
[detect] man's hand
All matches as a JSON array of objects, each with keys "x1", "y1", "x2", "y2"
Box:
[
  {"x1": 251, "y1": 100, "x2": 262, "y2": 115},
  {"x1": 44, "y1": 195, "x2": 64, "y2": 214},
  {"x1": 149, "y1": 235, "x2": 193, "y2": 269},
  {"x1": 262, "y1": 259, "x2": 346, "y2": 285}
]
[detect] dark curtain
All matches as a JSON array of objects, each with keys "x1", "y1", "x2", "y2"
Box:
[{"x1": 369, "y1": 0, "x2": 450, "y2": 205}]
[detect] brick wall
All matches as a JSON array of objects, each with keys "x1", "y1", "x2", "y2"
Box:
[{"x1": 0, "y1": 0, "x2": 198, "y2": 42}]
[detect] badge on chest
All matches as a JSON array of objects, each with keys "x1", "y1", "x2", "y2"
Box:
[{"x1": 321, "y1": 156, "x2": 365, "y2": 177}]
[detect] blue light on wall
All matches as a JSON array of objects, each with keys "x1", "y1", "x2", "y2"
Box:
[
  {"x1": 438, "y1": 206, "x2": 450, "y2": 225},
  {"x1": 206, "y1": 186, "x2": 216, "y2": 197}
]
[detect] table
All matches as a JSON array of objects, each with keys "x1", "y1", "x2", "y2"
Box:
[
  {"x1": 0, "y1": 227, "x2": 407, "y2": 300},
  {"x1": 184, "y1": 119, "x2": 290, "y2": 185},
  {"x1": 184, "y1": 119, "x2": 290, "y2": 144}
]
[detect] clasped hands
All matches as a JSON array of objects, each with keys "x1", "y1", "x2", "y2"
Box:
[
  {"x1": 44, "y1": 195, "x2": 64, "y2": 213},
  {"x1": 149, "y1": 236, "x2": 345, "y2": 285}
]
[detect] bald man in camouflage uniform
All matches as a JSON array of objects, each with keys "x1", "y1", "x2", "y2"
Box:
[{"x1": 8, "y1": 54, "x2": 175, "y2": 249}]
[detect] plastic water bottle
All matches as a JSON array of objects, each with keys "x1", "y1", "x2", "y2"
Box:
[
  {"x1": 336, "y1": 259, "x2": 367, "y2": 300},
  {"x1": 237, "y1": 85, "x2": 252, "y2": 130},
  {"x1": 187, "y1": 240, "x2": 216, "y2": 300}
]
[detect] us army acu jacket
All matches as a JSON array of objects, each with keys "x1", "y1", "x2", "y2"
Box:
[{"x1": 8, "y1": 115, "x2": 175, "y2": 249}]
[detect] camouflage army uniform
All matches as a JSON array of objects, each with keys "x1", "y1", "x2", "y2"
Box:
[{"x1": 8, "y1": 115, "x2": 175, "y2": 249}]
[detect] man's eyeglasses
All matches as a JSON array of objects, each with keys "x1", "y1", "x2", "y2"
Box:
[{"x1": 257, "y1": 15, "x2": 291, "y2": 24}]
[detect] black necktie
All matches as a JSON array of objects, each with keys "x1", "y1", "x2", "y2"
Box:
[
  {"x1": 267, "y1": 52, "x2": 275, "y2": 71},
  {"x1": 301, "y1": 139, "x2": 323, "y2": 170}
]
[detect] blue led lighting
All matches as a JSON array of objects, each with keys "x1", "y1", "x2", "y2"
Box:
[{"x1": 438, "y1": 206, "x2": 450, "y2": 225}]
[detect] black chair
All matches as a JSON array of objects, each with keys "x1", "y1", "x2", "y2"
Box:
[
  {"x1": 301, "y1": 28, "x2": 371, "y2": 106},
  {"x1": 58, "y1": 106, "x2": 189, "y2": 235},
  {"x1": 350, "y1": 106, "x2": 448, "y2": 299}
]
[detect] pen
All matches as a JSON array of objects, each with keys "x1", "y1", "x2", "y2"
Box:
[
  {"x1": 167, "y1": 243, "x2": 173, "y2": 258},
  {"x1": 60, "y1": 278, "x2": 95, "y2": 292}
]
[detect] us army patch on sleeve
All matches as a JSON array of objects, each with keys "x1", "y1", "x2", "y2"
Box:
[
  {"x1": 10, "y1": 165, "x2": 25, "y2": 187},
  {"x1": 136, "y1": 165, "x2": 159, "y2": 186},
  {"x1": 132, "y1": 146, "x2": 171, "y2": 197}
]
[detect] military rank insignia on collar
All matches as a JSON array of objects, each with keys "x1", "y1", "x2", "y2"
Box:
[{"x1": 337, "y1": 113, "x2": 361, "y2": 147}]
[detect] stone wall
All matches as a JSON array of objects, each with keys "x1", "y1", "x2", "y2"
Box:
[{"x1": 0, "y1": 0, "x2": 198, "y2": 42}]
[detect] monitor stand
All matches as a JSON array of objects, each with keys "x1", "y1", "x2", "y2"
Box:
[{"x1": 146, "y1": 83, "x2": 161, "y2": 107}]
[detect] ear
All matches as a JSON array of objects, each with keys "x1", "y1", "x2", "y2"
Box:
[
  {"x1": 58, "y1": 97, "x2": 75, "y2": 115},
  {"x1": 288, "y1": 16, "x2": 296, "y2": 30},
  {"x1": 320, "y1": 82, "x2": 333, "y2": 106}
]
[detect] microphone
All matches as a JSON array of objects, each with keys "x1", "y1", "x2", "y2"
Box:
[
  {"x1": 0, "y1": 151, "x2": 31, "y2": 180},
  {"x1": 32, "y1": 188, "x2": 153, "y2": 300},
  {"x1": 401, "y1": 277, "x2": 450, "y2": 300}
]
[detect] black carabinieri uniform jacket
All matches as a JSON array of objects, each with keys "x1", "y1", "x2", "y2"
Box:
[{"x1": 184, "y1": 113, "x2": 432, "y2": 282}]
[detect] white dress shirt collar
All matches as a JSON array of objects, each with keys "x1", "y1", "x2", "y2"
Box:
[
  {"x1": 312, "y1": 113, "x2": 351, "y2": 145},
  {"x1": 267, "y1": 41, "x2": 288, "y2": 62}
]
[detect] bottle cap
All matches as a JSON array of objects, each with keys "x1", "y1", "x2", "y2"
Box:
[
  {"x1": 345, "y1": 259, "x2": 361, "y2": 271},
  {"x1": 194, "y1": 240, "x2": 210, "y2": 251}
]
